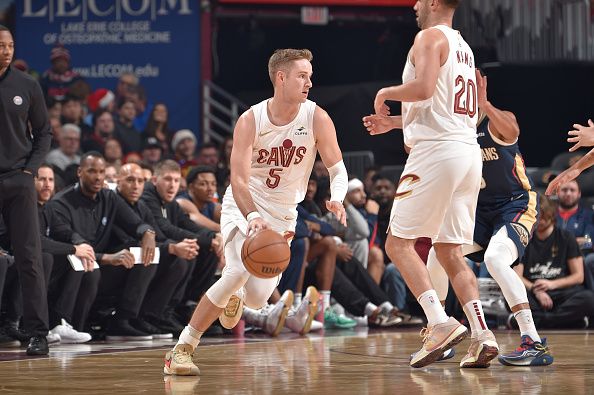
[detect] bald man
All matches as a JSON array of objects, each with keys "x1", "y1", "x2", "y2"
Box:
[{"x1": 95, "y1": 163, "x2": 199, "y2": 340}]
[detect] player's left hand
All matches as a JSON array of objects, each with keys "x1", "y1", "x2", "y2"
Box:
[
  {"x1": 362, "y1": 114, "x2": 398, "y2": 135},
  {"x1": 545, "y1": 167, "x2": 581, "y2": 195},
  {"x1": 326, "y1": 200, "x2": 346, "y2": 226},
  {"x1": 568, "y1": 119, "x2": 594, "y2": 152}
]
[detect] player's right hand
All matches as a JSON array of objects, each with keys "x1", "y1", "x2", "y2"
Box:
[
  {"x1": 373, "y1": 89, "x2": 390, "y2": 116},
  {"x1": 568, "y1": 119, "x2": 594, "y2": 152},
  {"x1": 247, "y1": 217, "x2": 270, "y2": 237},
  {"x1": 545, "y1": 167, "x2": 581, "y2": 195}
]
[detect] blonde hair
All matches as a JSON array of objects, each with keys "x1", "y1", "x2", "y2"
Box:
[{"x1": 268, "y1": 48, "x2": 313, "y2": 85}]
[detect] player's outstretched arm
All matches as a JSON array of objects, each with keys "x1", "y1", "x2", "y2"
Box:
[
  {"x1": 230, "y1": 109, "x2": 269, "y2": 234},
  {"x1": 362, "y1": 115, "x2": 403, "y2": 135},
  {"x1": 568, "y1": 119, "x2": 594, "y2": 152},
  {"x1": 314, "y1": 106, "x2": 347, "y2": 226},
  {"x1": 373, "y1": 29, "x2": 444, "y2": 114},
  {"x1": 476, "y1": 69, "x2": 519, "y2": 143},
  {"x1": 545, "y1": 147, "x2": 594, "y2": 195}
]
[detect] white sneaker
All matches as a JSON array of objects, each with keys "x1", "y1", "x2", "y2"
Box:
[
  {"x1": 50, "y1": 319, "x2": 92, "y2": 344},
  {"x1": 244, "y1": 290, "x2": 293, "y2": 337},
  {"x1": 309, "y1": 320, "x2": 323, "y2": 331},
  {"x1": 47, "y1": 330, "x2": 61, "y2": 345},
  {"x1": 285, "y1": 286, "x2": 319, "y2": 335}
]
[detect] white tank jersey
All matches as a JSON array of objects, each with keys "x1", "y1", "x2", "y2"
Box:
[
  {"x1": 225, "y1": 99, "x2": 317, "y2": 207},
  {"x1": 401, "y1": 25, "x2": 478, "y2": 148}
]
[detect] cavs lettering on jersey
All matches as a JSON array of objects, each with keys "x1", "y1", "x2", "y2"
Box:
[
  {"x1": 401, "y1": 25, "x2": 478, "y2": 148},
  {"x1": 477, "y1": 119, "x2": 534, "y2": 205},
  {"x1": 247, "y1": 99, "x2": 317, "y2": 206}
]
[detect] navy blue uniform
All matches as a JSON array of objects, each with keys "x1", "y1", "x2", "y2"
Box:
[{"x1": 470, "y1": 118, "x2": 539, "y2": 261}]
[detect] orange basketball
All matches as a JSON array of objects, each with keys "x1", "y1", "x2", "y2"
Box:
[{"x1": 241, "y1": 229, "x2": 291, "y2": 279}]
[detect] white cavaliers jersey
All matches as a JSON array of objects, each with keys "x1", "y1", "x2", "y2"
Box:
[
  {"x1": 401, "y1": 25, "x2": 478, "y2": 148},
  {"x1": 225, "y1": 99, "x2": 317, "y2": 208}
]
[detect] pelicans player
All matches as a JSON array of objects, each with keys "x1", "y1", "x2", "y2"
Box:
[
  {"x1": 164, "y1": 48, "x2": 348, "y2": 376},
  {"x1": 363, "y1": 0, "x2": 498, "y2": 368},
  {"x1": 426, "y1": 69, "x2": 553, "y2": 367}
]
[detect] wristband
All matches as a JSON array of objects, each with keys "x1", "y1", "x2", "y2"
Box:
[{"x1": 246, "y1": 211, "x2": 262, "y2": 222}]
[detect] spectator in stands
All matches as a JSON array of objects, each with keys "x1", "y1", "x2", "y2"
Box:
[
  {"x1": 143, "y1": 103, "x2": 171, "y2": 153},
  {"x1": 105, "y1": 164, "x2": 118, "y2": 184},
  {"x1": 141, "y1": 136, "x2": 164, "y2": 167},
  {"x1": 61, "y1": 95, "x2": 92, "y2": 136},
  {"x1": 115, "y1": 72, "x2": 139, "y2": 106},
  {"x1": 196, "y1": 142, "x2": 219, "y2": 168},
  {"x1": 85, "y1": 88, "x2": 115, "y2": 128},
  {"x1": 46, "y1": 152, "x2": 157, "y2": 334},
  {"x1": 40, "y1": 44, "x2": 83, "y2": 101},
  {"x1": 129, "y1": 85, "x2": 152, "y2": 133},
  {"x1": 81, "y1": 109, "x2": 116, "y2": 153},
  {"x1": 47, "y1": 97, "x2": 62, "y2": 120},
  {"x1": 140, "y1": 160, "x2": 222, "y2": 334},
  {"x1": 556, "y1": 180, "x2": 594, "y2": 252},
  {"x1": 123, "y1": 152, "x2": 142, "y2": 165},
  {"x1": 515, "y1": 195, "x2": 594, "y2": 328},
  {"x1": 104, "y1": 138, "x2": 123, "y2": 167},
  {"x1": 176, "y1": 166, "x2": 221, "y2": 232},
  {"x1": 97, "y1": 163, "x2": 194, "y2": 340},
  {"x1": 46, "y1": 123, "x2": 81, "y2": 172},
  {"x1": 140, "y1": 162, "x2": 153, "y2": 182},
  {"x1": 363, "y1": 165, "x2": 381, "y2": 195},
  {"x1": 114, "y1": 99, "x2": 142, "y2": 154},
  {"x1": 218, "y1": 136, "x2": 233, "y2": 173},
  {"x1": 171, "y1": 129, "x2": 198, "y2": 177}
]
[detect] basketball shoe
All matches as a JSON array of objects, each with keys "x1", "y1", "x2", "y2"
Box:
[
  {"x1": 243, "y1": 290, "x2": 293, "y2": 337},
  {"x1": 285, "y1": 286, "x2": 319, "y2": 335},
  {"x1": 219, "y1": 290, "x2": 244, "y2": 330},
  {"x1": 498, "y1": 335, "x2": 554, "y2": 366},
  {"x1": 459, "y1": 330, "x2": 499, "y2": 368},
  {"x1": 164, "y1": 344, "x2": 200, "y2": 376},
  {"x1": 410, "y1": 317, "x2": 468, "y2": 368}
]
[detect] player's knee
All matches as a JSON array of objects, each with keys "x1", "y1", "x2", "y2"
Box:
[
  {"x1": 244, "y1": 282, "x2": 276, "y2": 309},
  {"x1": 205, "y1": 272, "x2": 250, "y2": 308},
  {"x1": 434, "y1": 244, "x2": 463, "y2": 266},
  {"x1": 483, "y1": 242, "x2": 511, "y2": 275}
]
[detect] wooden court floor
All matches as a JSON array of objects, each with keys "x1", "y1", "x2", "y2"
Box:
[{"x1": 0, "y1": 328, "x2": 592, "y2": 394}]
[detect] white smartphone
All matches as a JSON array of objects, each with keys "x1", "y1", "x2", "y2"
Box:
[
  {"x1": 130, "y1": 247, "x2": 160, "y2": 264},
  {"x1": 67, "y1": 255, "x2": 99, "y2": 271}
]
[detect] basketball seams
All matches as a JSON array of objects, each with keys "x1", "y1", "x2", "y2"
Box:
[{"x1": 242, "y1": 229, "x2": 290, "y2": 278}]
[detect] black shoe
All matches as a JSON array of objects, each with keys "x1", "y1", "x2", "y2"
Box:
[
  {"x1": 0, "y1": 328, "x2": 20, "y2": 348},
  {"x1": 3, "y1": 321, "x2": 31, "y2": 344},
  {"x1": 144, "y1": 314, "x2": 184, "y2": 337},
  {"x1": 105, "y1": 319, "x2": 153, "y2": 341},
  {"x1": 26, "y1": 336, "x2": 49, "y2": 356},
  {"x1": 130, "y1": 318, "x2": 173, "y2": 339}
]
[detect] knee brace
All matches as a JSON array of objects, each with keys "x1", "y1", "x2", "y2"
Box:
[
  {"x1": 483, "y1": 227, "x2": 528, "y2": 308},
  {"x1": 243, "y1": 276, "x2": 279, "y2": 309}
]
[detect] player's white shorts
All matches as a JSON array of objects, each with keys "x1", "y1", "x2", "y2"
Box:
[{"x1": 389, "y1": 140, "x2": 482, "y2": 245}]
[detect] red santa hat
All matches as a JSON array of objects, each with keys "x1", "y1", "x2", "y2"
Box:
[{"x1": 87, "y1": 88, "x2": 115, "y2": 112}]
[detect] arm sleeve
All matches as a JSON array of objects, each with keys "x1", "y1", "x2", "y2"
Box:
[
  {"x1": 327, "y1": 160, "x2": 348, "y2": 203},
  {"x1": 25, "y1": 79, "x2": 52, "y2": 175}
]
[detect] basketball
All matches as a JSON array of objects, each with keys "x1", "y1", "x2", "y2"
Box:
[{"x1": 241, "y1": 229, "x2": 291, "y2": 279}]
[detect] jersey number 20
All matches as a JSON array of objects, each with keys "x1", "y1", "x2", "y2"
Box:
[{"x1": 453, "y1": 75, "x2": 477, "y2": 117}]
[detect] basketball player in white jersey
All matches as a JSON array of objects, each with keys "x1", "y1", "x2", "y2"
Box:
[
  {"x1": 163, "y1": 48, "x2": 348, "y2": 376},
  {"x1": 363, "y1": 0, "x2": 499, "y2": 368}
]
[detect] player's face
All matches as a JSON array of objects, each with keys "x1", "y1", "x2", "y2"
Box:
[
  {"x1": 78, "y1": 157, "x2": 106, "y2": 195},
  {"x1": 35, "y1": 167, "x2": 55, "y2": 204},
  {"x1": 155, "y1": 171, "x2": 181, "y2": 203},
  {"x1": 118, "y1": 166, "x2": 145, "y2": 203},
  {"x1": 284, "y1": 59, "x2": 313, "y2": 103},
  {"x1": 190, "y1": 172, "x2": 217, "y2": 203},
  {"x1": 557, "y1": 181, "x2": 580, "y2": 209},
  {"x1": 413, "y1": 0, "x2": 430, "y2": 29},
  {"x1": 0, "y1": 30, "x2": 14, "y2": 71}
]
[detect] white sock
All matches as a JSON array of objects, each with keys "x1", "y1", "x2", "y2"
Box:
[
  {"x1": 463, "y1": 300, "x2": 488, "y2": 338},
  {"x1": 364, "y1": 302, "x2": 378, "y2": 317},
  {"x1": 176, "y1": 325, "x2": 203, "y2": 351},
  {"x1": 294, "y1": 293, "x2": 302, "y2": 307},
  {"x1": 514, "y1": 309, "x2": 541, "y2": 342},
  {"x1": 379, "y1": 301, "x2": 394, "y2": 312},
  {"x1": 417, "y1": 290, "x2": 449, "y2": 326},
  {"x1": 321, "y1": 290, "x2": 331, "y2": 311}
]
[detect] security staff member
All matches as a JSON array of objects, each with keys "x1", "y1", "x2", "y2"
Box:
[{"x1": 0, "y1": 25, "x2": 52, "y2": 355}]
